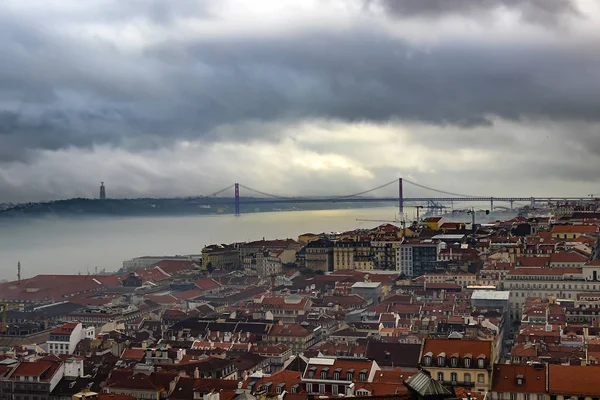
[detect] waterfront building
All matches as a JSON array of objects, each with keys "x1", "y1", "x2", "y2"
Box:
[
  {"x1": 333, "y1": 240, "x2": 373, "y2": 271},
  {"x1": 305, "y1": 239, "x2": 334, "y2": 273},
  {"x1": 202, "y1": 244, "x2": 240, "y2": 270}
]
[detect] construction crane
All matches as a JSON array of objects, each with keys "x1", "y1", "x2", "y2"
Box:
[{"x1": 1, "y1": 301, "x2": 22, "y2": 333}]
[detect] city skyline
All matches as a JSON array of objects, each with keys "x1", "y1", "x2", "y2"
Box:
[{"x1": 2, "y1": 1, "x2": 600, "y2": 202}]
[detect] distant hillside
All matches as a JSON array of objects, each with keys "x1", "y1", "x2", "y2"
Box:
[{"x1": 0, "y1": 197, "x2": 391, "y2": 218}]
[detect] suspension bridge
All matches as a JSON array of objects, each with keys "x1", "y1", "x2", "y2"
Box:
[{"x1": 194, "y1": 178, "x2": 592, "y2": 216}]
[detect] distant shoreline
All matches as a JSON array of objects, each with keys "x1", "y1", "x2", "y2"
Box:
[{"x1": 0, "y1": 197, "x2": 398, "y2": 219}]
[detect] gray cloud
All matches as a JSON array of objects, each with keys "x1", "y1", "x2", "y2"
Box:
[
  {"x1": 1, "y1": 0, "x2": 600, "y2": 200},
  {"x1": 369, "y1": 0, "x2": 580, "y2": 25}
]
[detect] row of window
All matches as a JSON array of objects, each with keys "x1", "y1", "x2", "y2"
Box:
[
  {"x1": 496, "y1": 393, "x2": 544, "y2": 400},
  {"x1": 423, "y1": 355, "x2": 486, "y2": 368},
  {"x1": 307, "y1": 368, "x2": 367, "y2": 381},
  {"x1": 436, "y1": 371, "x2": 485, "y2": 384},
  {"x1": 509, "y1": 283, "x2": 597, "y2": 290},
  {"x1": 305, "y1": 383, "x2": 345, "y2": 395}
]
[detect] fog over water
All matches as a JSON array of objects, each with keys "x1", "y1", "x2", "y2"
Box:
[{"x1": 0, "y1": 204, "x2": 511, "y2": 280}]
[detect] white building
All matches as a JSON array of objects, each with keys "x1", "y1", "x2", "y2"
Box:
[
  {"x1": 503, "y1": 262, "x2": 600, "y2": 321},
  {"x1": 47, "y1": 322, "x2": 94, "y2": 355}
]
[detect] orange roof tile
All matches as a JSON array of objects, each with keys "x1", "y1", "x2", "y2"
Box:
[
  {"x1": 421, "y1": 338, "x2": 493, "y2": 361},
  {"x1": 548, "y1": 365, "x2": 600, "y2": 396},
  {"x1": 491, "y1": 364, "x2": 546, "y2": 394}
]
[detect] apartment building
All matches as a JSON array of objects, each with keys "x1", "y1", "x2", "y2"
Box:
[
  {"x1": 305, "y1": 239, "x2": 334, "y2": 273},
  {"x1": 202, "y1": 244, "x2": 240, "y2": 270},
  {"x1": 396, "y1": 239, "x2": 442, "y2": 277},
  {"x1": 419, "y1": 338, "x2": 494, "y2": 393},
  {"x1": 333, "y1": 240, "x2": 373, "y2": 271},
  {"x1": 502, "y1": 263, "x2": 600, "y2": 320}
]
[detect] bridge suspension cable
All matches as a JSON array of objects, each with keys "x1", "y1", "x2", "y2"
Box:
[
  {"x1": 205, "y1": 184, "x2": 235, "y2": 197},
  {"x1": 238, "y1": 184, "x2": 306, "y2": 200},
  {"x1": 331, "y1": 178, "x2": 399, "y2": 199},
  {"x1": 402, "y1": 178, "x2": 480, "y2": 198}
]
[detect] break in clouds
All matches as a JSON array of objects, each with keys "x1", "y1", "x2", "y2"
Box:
[{"x1": 1, "y1": 0, "x2": 600, "y2": 202}]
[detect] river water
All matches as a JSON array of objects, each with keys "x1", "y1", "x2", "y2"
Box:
[
  {"x1": 0, "y1": 204, "x2": 512, "y2": 280},
  {"x1": 0, "y1": 207, "x2": 414, "y2": 279}
]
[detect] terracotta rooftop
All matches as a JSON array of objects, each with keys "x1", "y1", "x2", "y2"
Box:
[
  {"x1": 548, "y1": 365, "x2": 600, "y2": 396},
  {"x1": 552, "y1": 225, "x2": 597, "y2": 234},
  {"x1": 491, "y1": 364, "x2": 546, "y2": 394},
  {"x1": 421, "y1": 338, "x2": 493, "y2": 362}
]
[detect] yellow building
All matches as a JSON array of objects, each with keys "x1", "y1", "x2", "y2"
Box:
[
  {"x1": 202, "y1": 244, "x2": 240, "y2": 270},
  {"x1": 333, "y1": 240, "x2": 373, "y2": 271},
  {"x1": 298, "y1": 233, "x2": 320, "y2": 243},
  {"x1": 419, "y1": 338, "x2": 494, "y2": 394},
  {"x1": 305, "y1": 239, "x2": 334, "y2": 272},
  {"x1": 551, "y1": 225, "x2": 597, "y2": 239},
  {"x1": 423, "y1": 217, "x2": 444, "y2": 230}
]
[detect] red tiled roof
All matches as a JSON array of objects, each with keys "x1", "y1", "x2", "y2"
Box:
[
  {"x1": 516, "y1": 256, "x2": 550, "y2": 267},
  {"x1": 549, "y1": 252, "x2": 588, "y2": 263},
  {"x1": 552, "y1": 225, "x2": 597, "y2": 234},
  {"x1": 491, "y1": 364, "x2": 546, "y2": 394},
  {"x1": 0, "y1": 274, "x2": 122, "y2": 302},
  {"x1": 51, "y1": 322, "x2": 78, "y2": 335},
  {"x1": 421, "y1": 338, "x2": 493, "y2": 361},
  {"x1": 548, "y1": 365, "x2": 600, "y2": 396},
  {"x1": 137, "y1": 267, "x2": 170, "y2": 283},
  {"x1": 195, "y1": 278, "x2": 221, "y2": 290},
  {"x1": 304, "y1": 358, "x2": 375, "y2": 381},
  {"x1": 151, "y1": 260, "x2": 197, "y2": 275},
  {"x1": 121, "y1": 348, "x2": 145, "y2": 360},
  {"x1": 11, "y1": 361, "x2": 53, "y2": 377},
  {"x1": 269, "y1": 324, "x2": 311, "y2": 338},
  {"x1": 108, "y1": 372, "x2": 161, "y2": 391},
  {"x1": 243, "y1": 369, "x2": 303, "y2": 393}
]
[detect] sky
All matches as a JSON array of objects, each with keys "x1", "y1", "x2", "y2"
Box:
[{"x1": 1, "y1": 0, "x2": 600, "y2": 202}]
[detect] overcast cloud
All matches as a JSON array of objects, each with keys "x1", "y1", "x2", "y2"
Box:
[{"x1": 1, "y1": 0, "x2": 600, "y2": 202}]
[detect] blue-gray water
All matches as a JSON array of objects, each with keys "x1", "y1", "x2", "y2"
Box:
[{"x1": 0, "y1": 205, "x2": 513, "y2": 280}]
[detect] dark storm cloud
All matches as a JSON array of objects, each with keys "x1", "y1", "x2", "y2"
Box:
[
  {"x1": 0, "y1": 0, "x2": 599, "y2": 163},
  {"x1": 369, "y1": 0, "x2": 580, "y2": 25}
]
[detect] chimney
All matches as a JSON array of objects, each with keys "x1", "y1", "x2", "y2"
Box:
[{"x1": 194, "y1": 367, "x2": 200, "y2": 379}]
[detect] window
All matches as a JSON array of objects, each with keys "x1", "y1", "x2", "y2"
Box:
[
  {"x1": 438, "y1": 355, "x2": 445, "y2": 366},
  {"x1": 437, "y1": 372, "x2": 444, "y2": 382},
  {"x1": 320, "y1": 371, "x2": 327, "y2": 379},
  {"x1": 334, "y1": 369, "x2": 341, "y2": 380},
  {"x1": 319, "y1": 384, "x2": 325, "y2": 394},
  {"x1": 332, "y1": 385, "x2": 339, "y2": 395},
  {"x1": 451, "y1": 357, "x2": 458, "y2": 367},
  {"x1": 423, "y1": 356, "x2": 432, "y2": 366},
  {"x1": 477, "y1": 357, "x2": 485, "y2": 368},
  {"x1": 477, "y1": 374, "x2": 485, "y2": 383},
  {"x1": 537, "y1": 395, "x2": 543, "y2": 400},
  {"x1": 498, "y1": 393, "x2": 503, "y2": 400},
  {"x1": 346, "y1": 369, "x2": 354, "y2": 381},
  {"x1": 464, "y1": 373, "x2": 471, "y2": 383},
  {"x1": 510, "y1": 393, "x2": 516, "y2": 400},
  {"x1": 450, "y1": 372, "x2": 457, "y2": 384},
  {"x1": 525, "y1": 395, "x2": 530, "y2": 400},
  {"x1": 464, "y1": 357, "x2": 471, "y2": 368},
  {"x1": 306, "y1": 383, "x2": 313, "y2": 393}
]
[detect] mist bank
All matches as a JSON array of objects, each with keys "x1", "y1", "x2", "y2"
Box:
[{"x1": 0, "y1": 197, "x2": 396, "y2": 219}]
